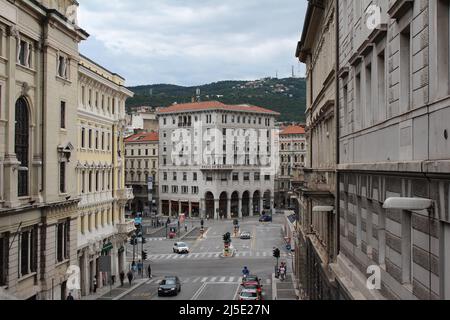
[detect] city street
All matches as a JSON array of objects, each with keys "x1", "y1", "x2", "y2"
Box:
[{"x1": 121, "y1": 214, "x2": 292, "y2": 300}]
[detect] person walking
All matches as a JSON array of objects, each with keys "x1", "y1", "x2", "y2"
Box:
[
  {"x1": 138, "y1": 260, "x2": 143, "y2": 277},
  {"x1": 66, "y1": 292, "x2": 75, "y2": 300},
  {"x1": 119, "y1": 271, "x2": 125, "y2": 287},
  {"x1": 93, "y1": 276, "x2": 97, "y2": 293},
  {"x1": 127, "y1": 270, "x2": 133, "y2": 287},
  {"x1": 147, "y1": 264, "x2": 152, "y2": 279}
]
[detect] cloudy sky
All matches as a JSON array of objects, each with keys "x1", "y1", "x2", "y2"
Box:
[{"x1": 78, "y1": 0, "x2": 307, "y2": 87}]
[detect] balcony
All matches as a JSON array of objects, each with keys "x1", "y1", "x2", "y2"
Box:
[
  {"x1": 117, "y1": 219, "x2": 136, "y2": 235},
  {"x1": 79, "y1": 191, "x2": 113, "y2": 208},
  {"x1": 117, "y1": 188, "x2": 134, "y2": 201}
]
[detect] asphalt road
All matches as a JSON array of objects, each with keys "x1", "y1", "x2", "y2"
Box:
[{"x1": 122, "y1": 215, "x2": 291, "y2": 301}]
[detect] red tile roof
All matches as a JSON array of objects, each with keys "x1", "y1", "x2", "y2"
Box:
[
  {"x1": 125, "y1": 131, "x2": 159, "y2": 143},
  {"x1": 156, "y1": 101, "x2": 280, "y2": 116},
  {"x1": 280, "y1": 125, "x2": 305, "y2": 135}
]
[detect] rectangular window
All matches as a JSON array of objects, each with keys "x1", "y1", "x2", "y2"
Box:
[
  {"x1": 59, "y1": 162, "x2": 66, "y2": 193},
  {"x1": 173, "y1": 173, "x2": 177, "y2": 181},
  {"x1": 57, "y1": 221, "x2": 69, "y2": 263},
  {"x1": 221, "y1": 173, "x2": 227, "y2": 182},
  {"x1": 172, "y1": 186, "x2": 178, "y2": 194},
  {"x1": 264, "y1": 175, "x2": 270, "y2": 181},
  {"x1": 101, "y1": 132, "x2": 105, "y2": 150},
  {"x1": 162, "y1": 186, "x2": 168, "y2": 193},
  {"x1": 233, "y1": 173, "x2": 239, "y2": 181},
  {"x1": 183, "y1": 172, "x2": 187, "y2": 181},
  {"x1": 244, "y1": 173, "x2": 250, "y2": 181},
  {"x1": 206, "y1": 174, "x2": 213, "y2": 182},
  {"x1": 88, "y1": 129, "x2": 92, "y2": 149},
  {"x1": 95, "y1": 172, "x2": 99, "y2": 192},
  {"x1": 400, "y1": 26, "x2": 411, "y2": 112},
  {"x1": 254, "y1": 173, "x2": 260, "y2": 181},
  {"x1": 163, "y1": 172, "x2": 167, "y2": 181},
  {"x1": 0, "y1": 235, "x2": 8, "y2": 286},
  {"x1": 60, "y1": 101, "x2": 66, "y2": 129},
  {"x1": 182, "y1": 186, "x2": 188, "y2": 194},
  {"x1": 377, "y1": 50, "x2": 386, "y2": 122},
  {"x1": 355, "y1": 73, "x2": 361, "y2": 129},
  {"x1": 19, "y1": 228, "x2": 37, "y2": 277},
  {"x1": 343, "y1": 82, "x2": 348, "y2": 130},
  {"x1": 95, "y1": 131, "x2": 99, "y2": 149},
  {"x1": 365, "y1": 63, "x2": 372, "y2": 127},
  {"x1": 193, "y1": 173, "x2": 198, "y2": 181},
  {"x1": 81, "y1": 128, "x2": 85, "y2": 148},
  {"x1": 81, "y1": 171, "x2": 85, "y2": 194}
]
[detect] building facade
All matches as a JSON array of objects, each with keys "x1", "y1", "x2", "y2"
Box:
[
  {"x1": 157, "y1": 101, "x2": 279, "y2": 220},
  {"x1": 0, "y1": 0, "x2": 88, "y2": 300},
  {"x1": 275, "y1": 125, "x2": 307, "y2": 209},
  {"x1": 332, "y1": 0, "x2": 450, "y2": 300},
  {"x1": 296, "y1": 0, "x2": 341, "y2": 300},
  {"x1": 124, "y1": 131, "x2": 159, "y2": 215},
  {"x1": 75, "y1": 55, "x2": 135, "y2": 297}
]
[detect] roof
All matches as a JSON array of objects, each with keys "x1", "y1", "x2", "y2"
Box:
[
  {"x1": 124, "y1": 131, "x2": 159, "y2": 143},
  {"x1": 156, "y1": 101, "x2": 280, "y2": 116},
  {"x1": 280, "y1": 125, "x2": 305, "y2": 135}
]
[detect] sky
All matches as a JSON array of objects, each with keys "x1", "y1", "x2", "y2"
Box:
[{"x1": 78, "y1": 0, "x2": 307, "y2": 87}]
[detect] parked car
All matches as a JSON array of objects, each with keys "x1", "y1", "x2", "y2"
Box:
[
  {"x1": 173, "y1": 242, "x2": 190, "y2": 254},
  {"x1": 240, "y1": 231, "x2": 251, "y2": 240},
  {"x1": 158, "y1": 276, "x2": 181, "y2": 296},
  {"x1": 259, "y1": 215, "x2": 272, "y2": 222}
]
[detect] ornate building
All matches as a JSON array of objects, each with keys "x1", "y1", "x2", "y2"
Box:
[
  {"x1": 0, "y1": 0, "x2": 88, "y2": 300},
  {"x1": 75, "y1": 55, "x2": 134, "y2": 297},
  {"x1": 275, "y1": 125, "x2": 307, "y2": 209},
  {"x1": 157, "y1": 101, "x2": 279, "y2": 220},
  {"x1": 124, "y1": 131, "x2": 159, "y2": 215},
  {"x1": 296, "y1": 0, "x2": 340, "y2": 300}
]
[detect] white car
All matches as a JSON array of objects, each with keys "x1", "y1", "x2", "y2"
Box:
[
  {"x1": 173, "y1": 242, "x2": 190, "y2": 254},
  {"x1": 238, "y1": 288, "x2": 261, "y2": 301}
]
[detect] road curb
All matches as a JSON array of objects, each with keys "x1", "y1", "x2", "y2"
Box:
[
  {"x1": 272, "y1": 273, "x2": 277, "y2": 300},
  {"x1": 113, "y1": 279, "x2": 149, "y2": 301}
]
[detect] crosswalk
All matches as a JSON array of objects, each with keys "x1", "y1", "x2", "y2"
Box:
[
  {"x1": 146, "y1": 251, "x2": 291, "y2": 261},
  {"x1": 145, "y1": 276, "x2": 272, "y2": 286}
]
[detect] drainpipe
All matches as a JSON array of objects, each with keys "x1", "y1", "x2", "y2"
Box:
[{"x1": 334, "y1": 0, "x2": 341, "y2": 262}]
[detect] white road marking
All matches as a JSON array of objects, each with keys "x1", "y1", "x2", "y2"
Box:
[
  {"x1": 266, "y1": 279, "x2": 271, "y2": 285},
  {"x1": 210, "y1": 277, "x2": 217, "y2": 282},
  {"x1": 219, "y1": 277, "x2": 226, "y2": 282},
  {"x1": 228, "y1": 277, "x2": 235, "y2": 283},
  {"x1": 201, "y1": 277, "x2": 208, "y2": 283},
  {"x1": 192, "y1": 277, "x2": 201, "y2": 283}
]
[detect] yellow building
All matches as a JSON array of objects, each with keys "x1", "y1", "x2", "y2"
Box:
[{"x1": 75, "y1": 55, "x2": 134, "y2": 297}]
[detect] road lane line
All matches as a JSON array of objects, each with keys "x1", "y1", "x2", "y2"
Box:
[
  {"x1": 201, "y1": 277, "x2": 208, "y2": 283},
  {"x1": 228, "y1": 277, "x2": 235, "y2": 283},
  {"x1": 192, "y1": 277, "x2": 201, "y2": 283},
  {"x1": 191, "y1": 282, "x2": 207, "y2": 300}
]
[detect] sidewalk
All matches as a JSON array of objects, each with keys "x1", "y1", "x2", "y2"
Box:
[
  {"x1": 272, "y1": 273, "x2": 300, "y2": 300},
  {"x1": 81, "y1": 278, "x2": 149, "y2": 301}
]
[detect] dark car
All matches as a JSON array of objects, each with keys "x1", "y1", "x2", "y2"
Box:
[
  {"x1": 259, "y1": 215, "x2": 272, "y2": 222},
  {"x1": 158, "y1": 276, "x2": 181, "y2": 296}
]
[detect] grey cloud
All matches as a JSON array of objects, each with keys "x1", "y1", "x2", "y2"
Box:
[{"x1": 78, "y1": 0, "x2": 307, "y2": 86}]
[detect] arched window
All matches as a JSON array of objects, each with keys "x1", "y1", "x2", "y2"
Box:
[{"x1": 15, "y1": 97, "x2": 29, "y2": 197}]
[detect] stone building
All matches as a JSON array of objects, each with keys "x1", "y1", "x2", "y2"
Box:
[
  {"x1": 157, "y1": 101, "x2": 279, "y2": 220},
  {"x1": 275, "y1": 125, "x2": 307, "y2": 209},
  {"x1": 124, "y1": 131, "x2": 159, "y2": 215},
  {"x1": 332, "y1": 0, "x2": 450, "y2": 300},
  {"x1": 0, "y1": 0, "x2": 88, "y2": 300},
  {"x1": 75, "y1": 55, "x2": 134, "y2": 297},
  {"x1": 296, "y1": 0, "x2": 341, "y2": 300}
]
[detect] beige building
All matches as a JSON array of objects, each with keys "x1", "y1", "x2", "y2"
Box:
[
  {"x1": 275, "y1": 125, "x2": 307, "y2": 209},
  {"x1": 124, "y1": 131, "x2": 159, "y2": 215},
  {"x1": 0, "y1": 0, "x2": 88, "y2": 300},
  {"x1": 75, "y1": 55, "x2": 134, "y2": 297},
  {"x1": 334, "y1": 0, "x2": 450, "y2": 300},
  {"x1": 296, "y1": 0, "x2": 340, "y2": 300}
]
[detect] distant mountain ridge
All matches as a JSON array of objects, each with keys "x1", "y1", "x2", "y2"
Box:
[{"x1": 126, "y1": 77, "x2": 306, "y2": 122}]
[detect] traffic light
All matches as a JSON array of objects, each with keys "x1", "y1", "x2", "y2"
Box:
[
  {"x1": 142, "y1": 250, "x2": 148, "y2": 260},
  {"x1": 273, "y1": 248, "x2": 280, "y2": 259}
]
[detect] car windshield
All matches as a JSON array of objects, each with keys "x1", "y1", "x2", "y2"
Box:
[
  {"x1": 178, "y1": 243, "x2": 187, "y2": 247},
  {"x1": 245, "y1": 276, "x2": 258, "y2": 282},
  {"x1": 163, "y1": 279, "x2": 176, "y2": 285},
  {"x1": 241, "y1": 291, "x2": 257, "y2": 298}
]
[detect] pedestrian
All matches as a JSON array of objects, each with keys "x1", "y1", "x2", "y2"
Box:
[
  {"x1": 119, "y1": 271, "x2": 125, "y2": 287},
  {"x1": 185, "y1": 225, "x2": 188, "y2": 233},
  {"x1": 66, "y1": 292, "x2": 75, "y2": 300},
  {"x1": 137, "y1": 260, "x2": 143, "y2": 276},
  {"x1": 147, "y1": 264, "x2": 152, "y2": 279},
  {"x1": 127, "y1": 270, "x2": 133, "y2": 286},
  {"x1": 93, "y1": 276, "x2": 97, "y2": 293}
]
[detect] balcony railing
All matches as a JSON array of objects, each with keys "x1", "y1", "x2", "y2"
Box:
[
  {"x1": 117, "y1": 188, "x2": 134, "y2": 201},
  {"x1": 117, "y1": 219, "x2": 136, "y2": 235},
  {"x1": 79, "y1": 191, "x2": 113, "y2": 207}
]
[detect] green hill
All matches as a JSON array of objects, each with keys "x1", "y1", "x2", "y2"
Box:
[{"x1": 126, "y1": 77, "x2": 306, "y2": 122}]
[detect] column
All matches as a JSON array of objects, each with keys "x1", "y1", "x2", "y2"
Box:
[
  {"x1": 250, "y1": 198, "x2": 254, "y2": 217},
  {"x1": 238, "y1": 198, "x2": 243, "y2": 219},
  {"x1": 200, "y1": 198, "x2": 206, "y2": 219},
  {"x1": 178, "y1": 200, "x2": 182, "y2": 217},
  {"x1": 158, "y1": 200, "x2": 162, "y2": 217},
  {"x1": 270, "y1": 196, "x2": 275, "y2": 213},
  {"x1": 189, "y1": 202, "x2": 192, "y2": 218},
  {"x1": 260, "y1": 197, "x2": 264, "y2": 215},
  {"x1": 214, "y1": 199, "x2": 220, "y2": 220},
  {"x1": 227, "y1": 198, "x2": 232, "y2": 220}
]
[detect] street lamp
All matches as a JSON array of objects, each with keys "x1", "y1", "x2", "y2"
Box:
[{"x1": 382, "y1": 197, "x2": 434, "y2": 300}]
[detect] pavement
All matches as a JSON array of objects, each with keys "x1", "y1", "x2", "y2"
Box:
[
  {"x1": 109, "y1": 214, "x2": 297, "y2": 301},
  {"x1": 272, "y1": 273, "x2": 300, "y2": 300}
]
